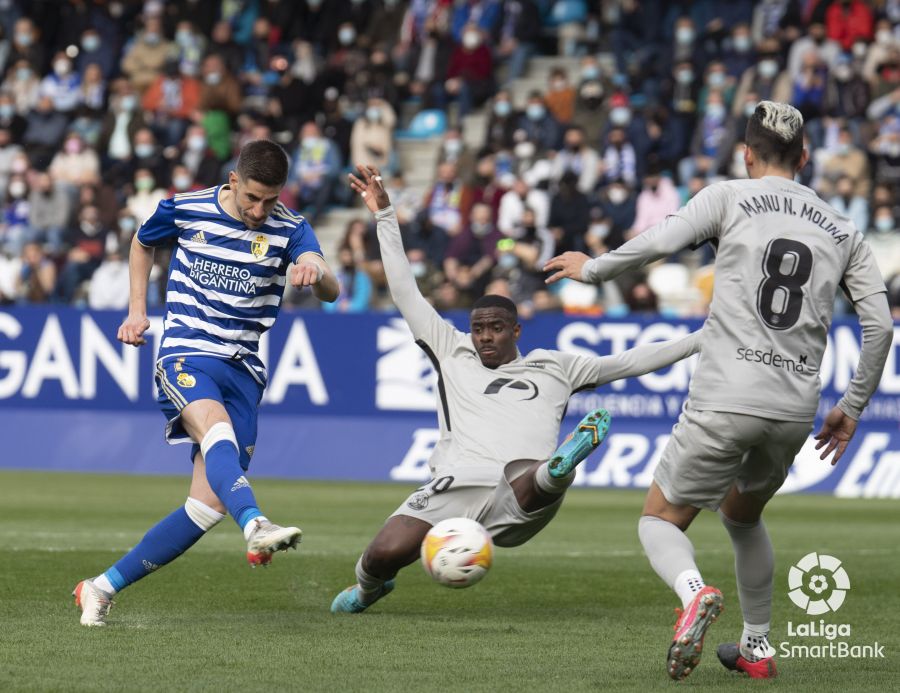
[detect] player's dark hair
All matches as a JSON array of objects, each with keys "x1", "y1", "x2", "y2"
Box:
[
  {"x1": 472, "y1": 295, "x2": 518, "y2": 323},
  {"x1": 744, "y1": 101, "x2": 804, "y2": 170},
  {"x1": 235, "y1": 139, "x2": 290, "y2": 188}
]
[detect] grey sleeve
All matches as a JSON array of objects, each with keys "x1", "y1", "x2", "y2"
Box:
[
  {"x1": 375, "y1": 206, "x2": 460, "y2": 356},
  {"x1": 841, "y1": 233, "x2": 887, "y2": 303},
  {"x1": 559, "y1": 330, "x2": 702, "y2": 390},
  {"x1": 582, "y1": 183, "x2": 728, "y2": 283},
  {"x1": 838, "y1": 292, "x2": 893, "y2": 420}
]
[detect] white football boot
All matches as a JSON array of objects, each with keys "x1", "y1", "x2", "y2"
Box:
[
  {"x1": 246, "y1": 519, "x2": 302, "y2": 566},
  {"x1": 73, "y1": 579, "x2": 113, "y2": 626}
]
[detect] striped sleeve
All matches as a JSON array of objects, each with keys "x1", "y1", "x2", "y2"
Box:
[{"x1": 137, "y1": 198, "x2": 179, "y2": 247}]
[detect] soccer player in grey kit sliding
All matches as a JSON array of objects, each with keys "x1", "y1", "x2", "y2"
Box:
[{"x1": 330, "y1": 164, "x2": 704, "y2": 615}]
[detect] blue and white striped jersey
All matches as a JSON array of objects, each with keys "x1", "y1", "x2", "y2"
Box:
[{"x1": 136, "y1": 185, "x2": 323, "y2": 384}]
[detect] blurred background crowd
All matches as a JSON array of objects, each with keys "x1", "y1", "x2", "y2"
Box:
[{"x1": 0, "y1": 0, "x2": 899, "y2": 320}]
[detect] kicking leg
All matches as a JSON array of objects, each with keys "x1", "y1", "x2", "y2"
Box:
[
  {"x1": 74, "y1": 454, "x2": 225, "y2": 626},
  {"x1": 331, "y1": 515, "x2": 431, "y2": 614},
  {"x1": 181, "y1": 399, "x2": 300, "y2": 566},
  {"x1": 509, "y1": 408, "x2": 613, "y2": 513},
  {"x1": 715, "y1": 486, "x2": 777, "y2": 678},
  {"x1": 639, "y1": 482, "x2": 722, "y2": 681}
]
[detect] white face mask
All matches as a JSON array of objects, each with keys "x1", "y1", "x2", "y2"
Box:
[
  {"x1": 54, "y1": 60, "x2": 71, "y2": 76},
  {"x1": 462, "y1": 32, "x2": 480, "y2": 50},
  {"x1": 8, "y1": 180, "x2": 25, "y2": 198},
  {"x1": 205, "y1": 72, "x2": 222, "y2": 86},
  {"x1": 608, "y1": 187, "x2": 627, "y2": 204},
  {"x1": 187, "y1": 135, "x2": 206, "y2": 152},
  {"x1": 758, "y1": 59, "x2": 779, "y2": 79},
  {"x1": 876, "y1": 29, "x2": 893, "y2": 45},
  {"x1": 609, "y1": 107, "x2": 631, "y2": 126},
  {"x1": 514, "y1": 141, "x2": 535, "y2": 159},
  {"x1": 338, "y1": 28, "x2": 356, "y2": 45},
  {"x1": 875, "y1": 216, "x2": 894, "y2": 232},
  {"x1": 173, "y1": 174, "x2": 193, "y2": 191}
]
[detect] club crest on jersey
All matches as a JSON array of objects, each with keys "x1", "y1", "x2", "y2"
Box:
[
  {"x1": 251, "y1": 234, "x2": 269, "y2": 259},
  {"x1": 245, "y1": 445, "x2": 255, "y2": 459},
  {"x1": 176, "y1": 373, "x2": 196, "y2": 388}
]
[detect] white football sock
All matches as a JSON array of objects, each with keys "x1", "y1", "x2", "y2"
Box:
[
  {"x1": 638, "y1": 515, "x2": 704, "y2": 608},
  {"x1": 673, "y1": 570, "x2": 706, "y2": 609},
  {"x1": 534, "y1": 463, "x2": 575, "y2": 495},
  {"x1": 92, "y1": 574, "x2": 116, "y2": 596},
  {"x1": 242, "y1": 515, "x2": 269, "y2": 540}
]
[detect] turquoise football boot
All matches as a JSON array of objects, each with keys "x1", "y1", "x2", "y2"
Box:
[
  {"x1": 330, "y1": 580, "x2": 395, "y2": 613},
  {"x1": 547, "y1": 409, "x2": 611, "y2": 478}
]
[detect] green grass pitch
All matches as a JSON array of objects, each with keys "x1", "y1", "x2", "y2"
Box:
[{"x1": 1, "y1": 470, "x2": 898, "y2": 692}]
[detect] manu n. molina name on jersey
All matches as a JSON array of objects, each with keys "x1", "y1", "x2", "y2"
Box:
[
  {"x1": 738, "y1": 195, "x2": 849, "y2": 245},
  {"x1": 189, "y1": 257, "x2": 258, "y2": 295}
]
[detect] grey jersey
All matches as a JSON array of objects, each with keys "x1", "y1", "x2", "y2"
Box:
[
  {"x1": 584, "y1": 176, "x2": 887, "y2": 421},
  {"x1": 375, "y1": 206, "x2": 701, "y2": 484}
]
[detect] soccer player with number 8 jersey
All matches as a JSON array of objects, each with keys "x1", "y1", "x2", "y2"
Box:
[{"x1": 545, "y1": 101, "x2": 893, "y2": 680}]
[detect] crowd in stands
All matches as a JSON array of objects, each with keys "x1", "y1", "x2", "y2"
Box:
[{"x1": 0, "y1": 0, "x2": 898, "y2": 321}]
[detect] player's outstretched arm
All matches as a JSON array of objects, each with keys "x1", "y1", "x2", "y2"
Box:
[
  {"x1": 117, "y1": 238, "x2": 154, "y2": 346},
  {"x1": 815, "y1": 291, "x2": 893, "y2": 465},
  {"x1": 591, "y1": 329, "x2": 702, "y2": 385},
  {"x1": 545, "y1": 183, "x2": 728, "y2": 285},
  {"x1": 349, "y1": 164, "x2": 444, "y2": 338}
]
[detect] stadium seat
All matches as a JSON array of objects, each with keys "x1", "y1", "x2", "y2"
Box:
[{"x1": 395, "y1": 109, "x2": 447, "y2": 140}]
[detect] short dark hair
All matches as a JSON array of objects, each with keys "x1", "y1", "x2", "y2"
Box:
[
  {"x1": 744, "y1": 101, "x2": 804, "y2": 170},
  {"x1": 472, "y1": 294, "x2": 518, "y2": 322},
  {"x1": 235, "y1": 139, "x2": 290, "y2": 188}
]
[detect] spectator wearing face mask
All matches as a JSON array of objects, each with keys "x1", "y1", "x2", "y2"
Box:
[
  {"x1": 1, "y1": 174, "x2": 31, "y2": 256},
  {"x1": 828, "y1": 55, "x2": 871, "y2": 123},
  {"x1": 322, "y1": 245, "x2": 373, "y2": 314},
  {"x1": 787, "y1": 22, "x2": 841, "y2": 81},
  {"x1": 595, "y1": 179, "x2": 636, "y2": 250},
  {"x1": 48, "y1": 133, "x2": 100, "y2": 189},
  {"x1": 199, "y1": 53, "x2": 242, "y2": 159},
  {"x1": 818, "y1": 127, "x2": 870, "y2": 198},
  {"x1": 9, "y1": 17, "x2": 42, "y2": 73},
  {"x1": 77, "y1": 28, "x2": 117, "y2": 79},
  {"x1": 547, "y1": 170, "x2": 590, "y2": 254},
  {"x1": 862, "y1": 19, "x2": 900, "y2": 87},
  {"x1": 544, "y1": 67, "x2": 577, "y2": 125},
  {"x1": 55, "y1": 204, "x2": 108, "y2": 304},
  {"x1": 434, "y1": 24, "x2": 494, "y2": 121},
  {"x1": 626, "y1": 166, "x2": 680, "y2": 240},
  {"x1": 517, "y1": 91, "x2": 562, "y2": 152},
  {"x1": 88, "y1": 240, "x2": 131, "y2": 310},
  {"x1": 178, "y1": 125, "x2": 221, "y2": 188},
  {"x1": 732, "y1": 39, "x2": 791, "y2": 118},
  {"x1": 167, "y1": 164, "x2": 198, "y2": 196},
  {"x1": 97, "y1": 80, "x2": 148, "y2": 165},
  {"x1": 1, "y1": 60, "x2": 40, "y2": 116},
  {"x1": 600, "y1": 126, "x2": 637, "y2": 188},
  {"x1": 27, "y1": 171, "x2": 71, "y2": 254},
  {"x1": 678, "y1": 88, "x2": 729, "y2": 184},
  {"x1": 0, "y1": 128, "x2": 21, "y2": 194},
  {"x1": 436, "y1": 128, "x2": 476, "y2": 183},
  {"x1": 40, "y1": 52, "x2": 81, "y2": 113},
  {"x1": 484, "y1": 90, "x2": 519, "y2": 152},
  {"x1": 125, "y1": 168, "x2": 166, "y2": 225},
  {"x1": 444, "y1": 202, "x2": 503, "y2": 303},
  {"x1": 16, "y1": 241, "x2": 55, "y2": 304},
  {"x1": 668, "y1": 16, "x2": 709, "y2": 76},
  {"x1": 350, "y1": 98, "x2": 397, "y2": 176},
  {"x1": 288, "y1": 121, "x2": 342, "y2": 224},
  {"x1": 551, "y1": 126, "x2": 599, "y2": 193},
  {"x1": 121, "y1": 15, "x2": 173, "y2": 94},
  {"x1": 721, "y1": 23, "x2": 756, "y2": 80},
  {"x1": 142, "y1": 59, "x2": 202, "y2": 148}
]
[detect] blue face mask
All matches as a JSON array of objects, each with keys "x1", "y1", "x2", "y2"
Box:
[
  {"x1": 581, "y1": 66, "x2": 599, "y2": 81},
  {"x1": 494, "y1": 100, "x2": 511, "y2": 118},
  {"x1": 526, "y1": 104, "x2": 545, "y2": 121}
]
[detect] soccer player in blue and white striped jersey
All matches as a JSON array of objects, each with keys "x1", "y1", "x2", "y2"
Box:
[{"x1": 74, "y1": 140, "x2": 339, "y2": 626}]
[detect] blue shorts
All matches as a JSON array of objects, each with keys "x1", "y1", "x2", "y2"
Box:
[{"x1": 155, "y1": 355, "x2": 264, "y2": 470}]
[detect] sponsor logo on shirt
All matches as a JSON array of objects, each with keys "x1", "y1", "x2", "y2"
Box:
[
  {"x1": 189, "y1": 257, "x2": 258, "y2": 295},
  {"x1": 483, "y1": 377, "x2": 539, "y2": 400},
  {"x1": 735, "y1": 346, "x2": 808, "y2": 373}
]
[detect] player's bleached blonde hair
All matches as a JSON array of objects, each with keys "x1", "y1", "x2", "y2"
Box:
[
  {"x1": 755, "y1": 101, "x2": 804, "y2": 142},
  {"x1": 745, "y1": 101, "x2": 805, "y2": 168}
]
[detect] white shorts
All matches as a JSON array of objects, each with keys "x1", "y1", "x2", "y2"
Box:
[
  {"x1": 391, "y1": 460, "x2": 563, "y2": 548},
  {"x1": 654, "y1": 402, "x2": 813, "y2": 511}
]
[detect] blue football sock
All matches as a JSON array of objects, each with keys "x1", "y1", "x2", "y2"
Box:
[
  {"x1": 102, "y1": 506, "x2": 208, "y2": 593},
  {"x1": 202, "y1": 425, "x2": 262, "y2": 530}
]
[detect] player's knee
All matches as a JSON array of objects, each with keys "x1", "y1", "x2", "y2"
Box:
[
  {"x1": 185, "y1": 496, "x2": 225, "y2": 530},
  {"x1": 364, "y1": 537, "x2": 417, "y2": 573},
  {"x1": 200, "y1": 421, "x2": 238, "y2": 458}
]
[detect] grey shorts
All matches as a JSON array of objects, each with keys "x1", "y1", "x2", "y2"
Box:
[
  {"x1": 391, "y1": 460, "x2": 563, "y2": 548},
  {"x1": 654, "y1": 403, "x2": 813, "y2": 511}
]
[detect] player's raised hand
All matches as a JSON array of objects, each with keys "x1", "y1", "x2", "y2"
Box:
[
  {"x1": 543, "y1": 251, "x2": 592, "y2": 285},
  {"x1": 290, "y1": 259, "x2": 324, "y2": 288},
  {"x1": 813, "y1": 405, "x2": 858, "y2": 465},
  {"x1": 117, "y1": 314, "x2": 150, "y2": 346},
  {"x1": 348, "y1": 164, "x2": 391, "y2": 213}
]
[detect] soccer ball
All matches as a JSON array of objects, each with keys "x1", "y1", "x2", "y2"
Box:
[{"x1": 421, "y1": 518, "x2": 494, "y2": 588}]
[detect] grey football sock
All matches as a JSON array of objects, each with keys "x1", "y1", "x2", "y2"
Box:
[
  {"x1": 638, "y1": 515, "x2": 703, "y2": 606},
  {"x1": 355, "y1": 556, "x2": 389, "y2": 604},
  {"x1": 719, "y1": 511, "x2": 773, "y2": 627}
]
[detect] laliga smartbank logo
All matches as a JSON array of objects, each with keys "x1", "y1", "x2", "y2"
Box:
[
  {"x1": 787, "y1": 552, "x2": 850, "y2": 615},
  {"x1": 780, "y1": 552, "x2": 885, "y2": 660}
]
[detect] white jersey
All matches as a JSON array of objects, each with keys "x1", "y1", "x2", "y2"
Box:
[
  {"x1": 375, "y1": 206, "x2": 700, "y2": 485},
  {"x1": 584, "y1": 176, "x2": 887, "y2": 421}
]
